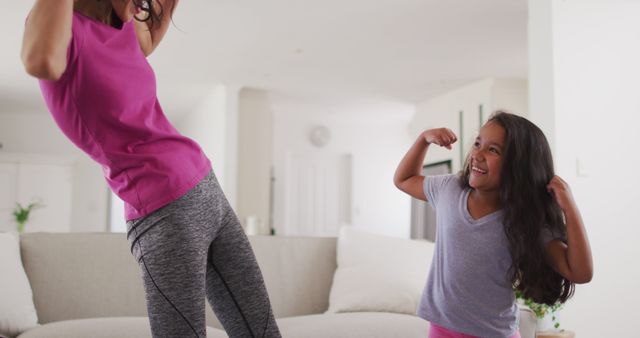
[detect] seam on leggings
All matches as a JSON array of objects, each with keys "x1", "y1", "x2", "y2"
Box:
[
  {"x1": 261, "y1": 307, "x2": 270, "y2": 338},
  {"x1": 208, "y1": 258, "x2": 256, "y2": 338},
  {"x1": 127, "y1": 213, "x2": 170, "y2": 239},
  {"x1": 134, "y1": 226, "x2": 201, "y2": 338},
  {"x1": 128, "y1": 215, "x2": 170, "y2": 254},
  {"x1": 126, "y1": 219, "x2": 145, "y2": 239},
  {"x1": 129, "y1": 226, "x2": 152, "y2": 255},
  {"x1": 126, "y1": 224, "x2": 136, "y2": 239}
]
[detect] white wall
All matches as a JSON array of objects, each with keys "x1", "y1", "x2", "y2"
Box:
[
  {"x1": 185, "y1": 88, "x2": 416, "y2": 238},
  {"x1": 529, "y1": 1, "x2": 640, "y2": 336},
  {"x1": 175, "y1": 84, "x2": 240, "y2": 206},
  {"x1": 492, "y1": 78, "x2": 529, "y2": 117},
  {"x1": 528, "y1": 0, "x2": 557, "y2": 155},
  {"x1": 0, "y1": 112, "x2": 108, "y2": 232},
  {"x1": 270, "y1": 95, "x2": 414, "y2": 238},
  {"x1": 411, "y1": 78, "x2": 527, "y2": 172},
  {"x1": 237, "y1": 89, "x2": 274, "y2": 228}
]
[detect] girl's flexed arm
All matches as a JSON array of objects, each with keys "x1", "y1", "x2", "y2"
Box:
[
  {"x1": 545, "y1": 176, "x2": 594, "y2": 284},
  {"x1": 394, "y1": 128, "x2": 457, "y2": 201},
  {"x1": 134, "y1": 0, "x2": 179, "y2": 56},
  {"x1": 22, "y1": 0, "x2": 75, "y2": 80}
]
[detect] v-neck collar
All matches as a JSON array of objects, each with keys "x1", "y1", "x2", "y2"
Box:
[
  {"x1": 74, "y1": 10, "x2": 131, "y2": 32},
  {"x1": 460, "y1": 188, "x2": 504, "y2": 225}
]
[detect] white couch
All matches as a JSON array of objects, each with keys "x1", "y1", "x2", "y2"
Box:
[{"x1": 6, "y1": 233, "x2": 537, "y2": 338}]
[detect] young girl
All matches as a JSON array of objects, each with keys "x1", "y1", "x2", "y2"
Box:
[
  {"x1": 21, "y1": 1, "x2": 281, "y2": 337},
  {"x1": 394, "y1": 111, "x2": 593, "y2": 338}
]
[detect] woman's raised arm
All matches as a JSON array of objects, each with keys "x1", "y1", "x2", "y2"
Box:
[{"x1": 22, "y1": 0, "x2": 75, "y2": 80}]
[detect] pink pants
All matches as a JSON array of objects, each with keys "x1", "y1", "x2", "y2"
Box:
[{"x1": 429, "y1": 323, "x2": 521, "y2": 338}]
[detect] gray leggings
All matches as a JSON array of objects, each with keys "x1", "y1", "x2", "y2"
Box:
[{"x1": 126, "y1": 170, "x2": 281, "y2": 338}]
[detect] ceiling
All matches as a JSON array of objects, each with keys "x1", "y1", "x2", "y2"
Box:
[{"x1": 1, "y1": 0, "x2": 527, "y2": 119}]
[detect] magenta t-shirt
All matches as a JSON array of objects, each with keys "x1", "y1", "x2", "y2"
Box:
[{"x1": 38, "y1": 12, "x2": 212, "y2": 220}]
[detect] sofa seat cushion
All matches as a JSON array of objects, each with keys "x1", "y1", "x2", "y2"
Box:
[
  {"x1": 16, "y1": 317, "x2": 227, "y2": 338},
  {"x1": 277, "y1": 312, "x2": 429, "y2": 338}
]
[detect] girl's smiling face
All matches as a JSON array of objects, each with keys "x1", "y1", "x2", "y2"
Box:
[{"x1": 468, "y1": 121, "x2": 506, "y2": 192}]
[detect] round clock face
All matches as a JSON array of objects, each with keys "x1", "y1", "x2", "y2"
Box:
[{"x1": 309, "y1": 125, "x2": 331, "y2": 147}]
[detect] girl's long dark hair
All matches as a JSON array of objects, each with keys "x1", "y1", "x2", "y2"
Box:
[{"x1": 460, "y1": 111, "x2": 574, "y2": 305}]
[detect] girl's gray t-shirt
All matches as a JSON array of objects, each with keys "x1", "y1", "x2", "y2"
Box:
[{"x1": 418, "y1": 174, "x2": 561, "y2": 337}]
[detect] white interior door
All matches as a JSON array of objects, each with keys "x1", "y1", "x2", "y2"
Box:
[{"x1": 283, "y1": 152, "x2": 352, "y2": 236}]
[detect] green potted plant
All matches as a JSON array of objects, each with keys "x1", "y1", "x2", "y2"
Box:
[
  {"x1": 12, "y1": 200, "x2": 43, "y2": 233},
  {"x1": 515, "y1": 290, "x2": 563, "y2": 332}
]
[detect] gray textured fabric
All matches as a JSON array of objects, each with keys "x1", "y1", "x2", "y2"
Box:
[
  {"x1": 276, "y1": 313, "x2": 429, "y2": 338},
  {"x1": 420, "y1": 174, "x2": 518, "y2": 337},
  {"x1": 16, "y1": 317, "x2": 227, "y2": 338},
  {"x1": 20, "y1": 233, "x2": 149, "y2": 324},
  {"x1": 126, "y1": 170, "x2": 280, "y2": 338}
]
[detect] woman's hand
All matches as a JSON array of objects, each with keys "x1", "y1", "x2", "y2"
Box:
[
  {"x1": 422, "y1": 128, "x2": 457, "y2": 149},
  {"x1": 547, "y1": 175, "x2": 576, "y2": 211}
]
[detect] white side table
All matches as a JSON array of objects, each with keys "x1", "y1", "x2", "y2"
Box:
[{"x1": 537, "y1": 330, "x2": 575, "y2": 338}]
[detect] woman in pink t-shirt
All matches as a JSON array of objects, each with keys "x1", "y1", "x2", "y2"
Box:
[{"x1": 22, "y1": 1, "x2": 281, "y2": 337}]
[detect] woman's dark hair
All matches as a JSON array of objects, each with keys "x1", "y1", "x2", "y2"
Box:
[
  {"x1": 460, "y1": 111, "x2": 575, "y2": 305},
  {"x1": 132, "y1": 0, "x2": 175, "y2": 29},
  {"x1": 100, "y1": 0, "x2": 176, "y2": 30}
]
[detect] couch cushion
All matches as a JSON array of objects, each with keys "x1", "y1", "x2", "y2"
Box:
[
  {"x1": 20, "y1": 233, "x2": 338, "y2": 329},
  {"x1": 16, "y1": 317, "x2": 227, "y2": 338},
  {"x1": 19, "y1": 233, "x2": 148, "y2": 324},
  {"x1": 0, "y1": 232, "x2": 38, "y2": 338},
  {"x1": 277, "y1": 313, "x2": 429, "y2": 338},
  {"x1": 204, "y1": 236, "x2": 339, "y2": 329},
  {"x1": 328, "y1": 227, "x2": 433, "y2": 315},
  {"x1": 248, "y1": 236, "x2": 337, "y2": 317}
]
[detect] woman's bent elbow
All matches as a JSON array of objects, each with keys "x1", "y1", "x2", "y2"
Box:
[{"x1": 22, "y1": 54, "x2": 65, "y2": 81}]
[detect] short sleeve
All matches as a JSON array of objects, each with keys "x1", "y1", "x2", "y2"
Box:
[
  {"x1": 540, "y1": 226, "x2": 566, "y2": 245},
  {"x1": 423, "y1": 174, "x2": 457, "y2": 209},
  {"x1": 60, "y1": 13, "x2": 85, "y2": 79}
]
